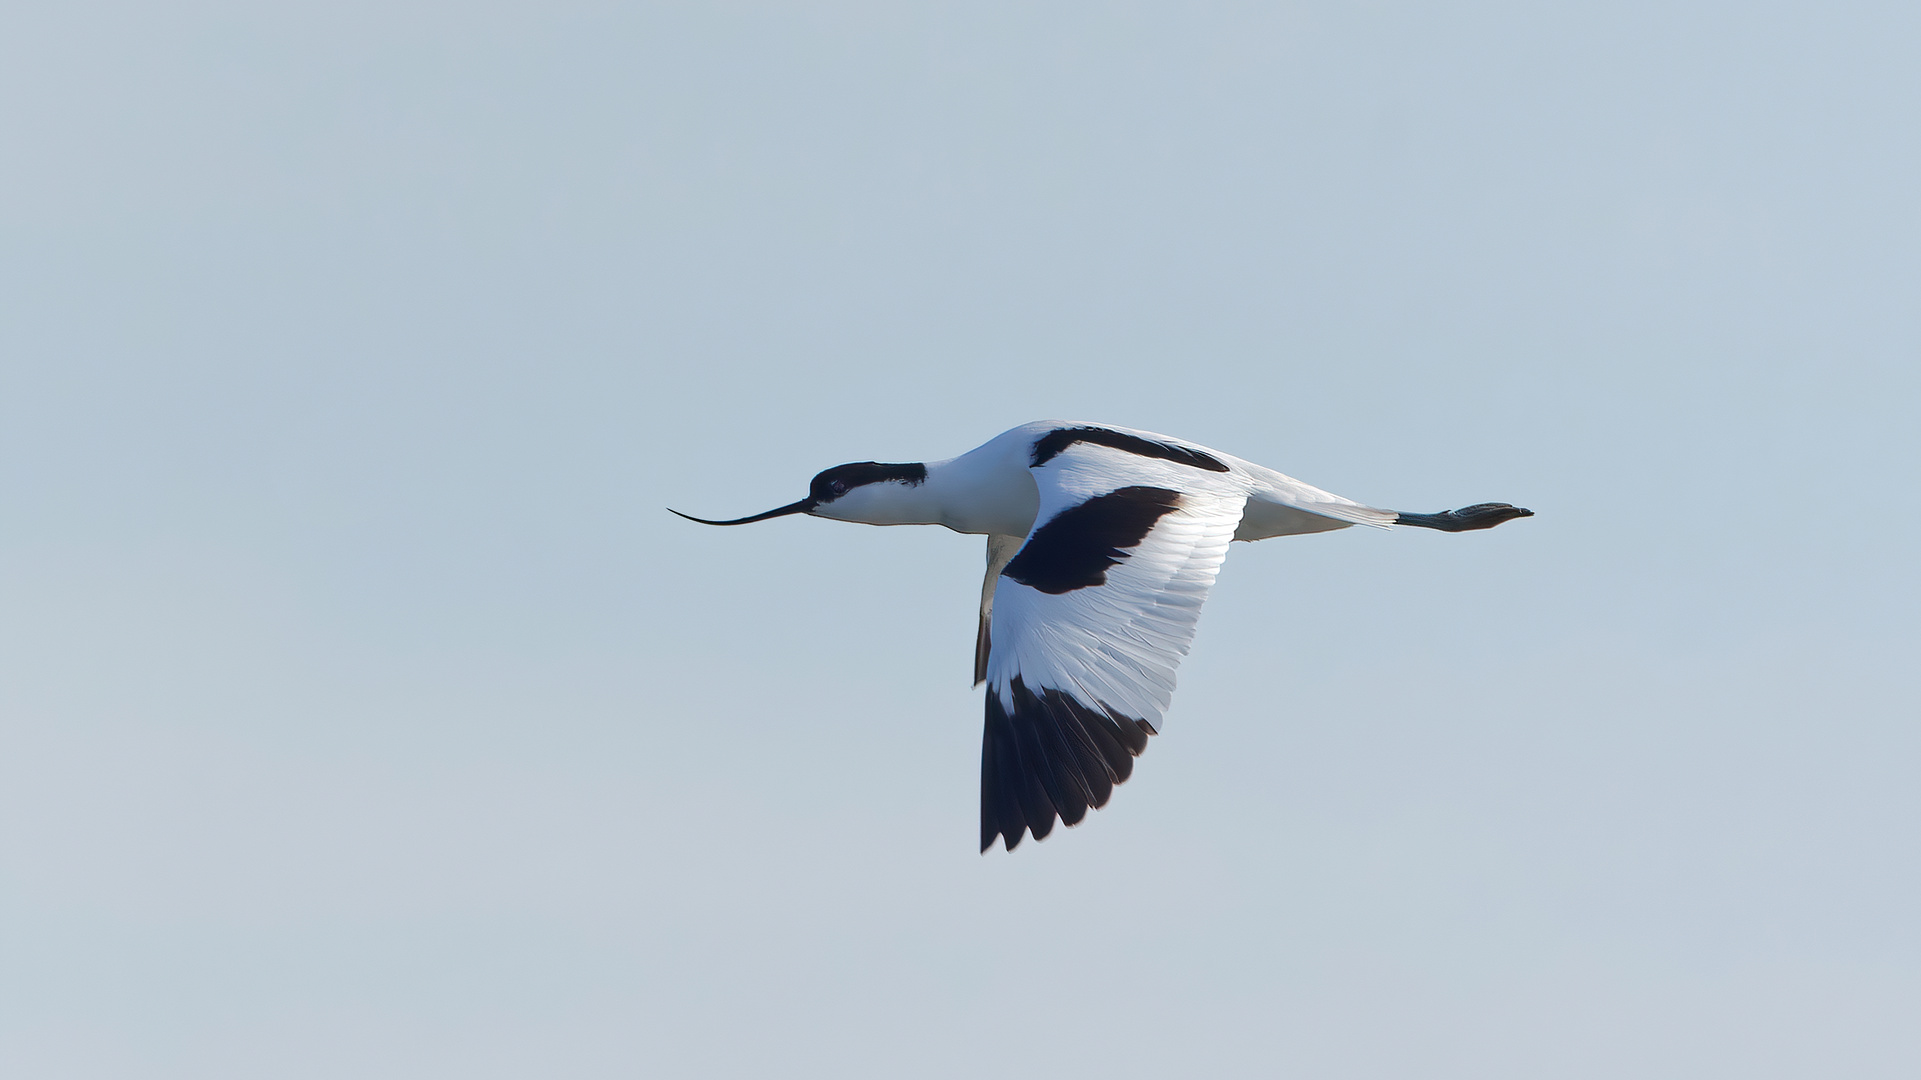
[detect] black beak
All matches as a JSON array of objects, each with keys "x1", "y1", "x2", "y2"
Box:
[{"x1": 667, "y1": 499, "x2": 813, "y2": 526}]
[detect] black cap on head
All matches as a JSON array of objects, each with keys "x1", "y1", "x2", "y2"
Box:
[
  {"x1": 808, "y1": 461, "x2": 928, "y2": 505},
  {"x1": 669, "y1": 460, "x2": 928, "y2": 526}
]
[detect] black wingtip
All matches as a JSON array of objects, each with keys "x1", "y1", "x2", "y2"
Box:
[{"x1": 979, "y1": 676, "x2": 1153, "y2": 854}]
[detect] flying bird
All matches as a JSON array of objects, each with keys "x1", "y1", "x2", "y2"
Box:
[{"x1": 673, "y1": 422, "x2": 1531, "y2": 852}]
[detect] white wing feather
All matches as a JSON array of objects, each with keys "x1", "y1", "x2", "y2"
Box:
[
  {"x1": 987, "y1": 492, "x2": 1242, "y2": 731},
  {"x1": 978, "y1": 440, "x2": 1246, "y2": 851}
]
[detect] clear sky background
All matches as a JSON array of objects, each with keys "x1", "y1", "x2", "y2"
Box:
[{"x1": 3, "y1": 3, "x2": 1918, "y2": 1077}]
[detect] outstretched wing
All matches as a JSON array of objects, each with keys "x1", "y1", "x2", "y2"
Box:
[
  {"x1": 974, "y1": 534, "x2": 1025, "y2": 686},
  {"x1": 980, "y1": 443, "x2": 1246, "y2": 852}
]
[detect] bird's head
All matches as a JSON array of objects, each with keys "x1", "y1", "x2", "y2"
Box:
[{"x1": 670, "y1": 461, "x2": 931, "y2": 527}]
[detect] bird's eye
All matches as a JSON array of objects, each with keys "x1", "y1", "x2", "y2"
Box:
[{"x1": 829, "y1": 479, "x2": 850, "y2": 496}]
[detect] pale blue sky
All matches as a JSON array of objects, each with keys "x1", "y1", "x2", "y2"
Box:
[{"x1": 3, "y1": 3, "x2": 1918, "y2": 1077}]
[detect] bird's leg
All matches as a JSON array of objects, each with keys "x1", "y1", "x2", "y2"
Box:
[{"x1": 1395, "y1": 503, "x2": 1534, "y2": 532}]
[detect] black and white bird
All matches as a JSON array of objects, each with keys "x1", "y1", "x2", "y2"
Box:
[{"x1": 673, "y1": 421, "x2": 1531, "y2": 853}]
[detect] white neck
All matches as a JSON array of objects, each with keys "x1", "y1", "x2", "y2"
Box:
[{"x1": 817, "y1": 450, "x2": 1038, "y2": 537}]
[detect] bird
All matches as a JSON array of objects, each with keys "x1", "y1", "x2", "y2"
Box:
[{"x1": 672, "y1": 421, "x2": 1531, "y2": 853}]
